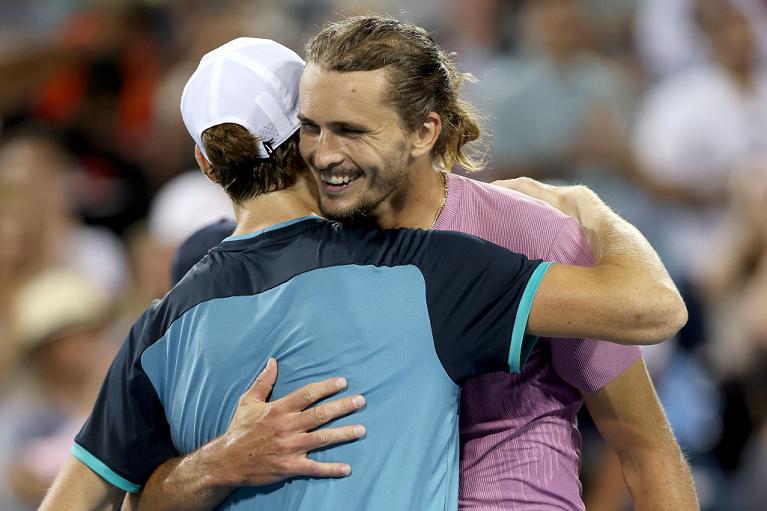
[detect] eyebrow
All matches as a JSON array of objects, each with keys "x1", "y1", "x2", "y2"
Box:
[{"x1": 297, "y1": 114, "x2": 370, "y2": 132}]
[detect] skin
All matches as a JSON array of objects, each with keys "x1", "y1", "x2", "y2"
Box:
[
  {"x1": 44, "y1": 65, "x2": 691, "y2": 510},
  {"x1": 40, "y1": 359, "x2": 366, "y2": 511},
  {"x1": 39, "y1": 457, "x2": 125, "y2": 511},
  {"x1": 298, "y1": 65, "x2": 696, "y2": 509},
  {"x1": 582, "y1": 359, "x2": 699, "y2": 511},
  {"x1": 298, "y1": 66, "x2": 445, "y2": 230}
]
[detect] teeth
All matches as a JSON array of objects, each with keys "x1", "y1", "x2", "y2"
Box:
[{"x1": 322, "y1": 174, "x2": 355, "y2": 185}]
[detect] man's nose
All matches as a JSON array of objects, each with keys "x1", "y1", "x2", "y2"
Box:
[{"x1": 313, "y1": 133, "x2": 344, "y2": 170}]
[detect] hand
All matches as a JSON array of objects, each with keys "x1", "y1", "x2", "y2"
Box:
[
  {"x1": 213, "y1": 358, "x2": 366, "y2": 487},
  {"x1": 493, "y1": 177, "x2": 596, "y2": 219},
  {"x1": 494, "y1": 177, "x2": 610, "y2": 247}
]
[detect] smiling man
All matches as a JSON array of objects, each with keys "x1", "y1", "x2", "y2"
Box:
[
  {"x1": 295, "y1": 17, "x2": 698, "y2": 510},
  {"x1": 40, "y1": 33, "x2": 690, "y2": 511},
  {"x1": 132, "y1": 17, "x2": 696, "y2": 511},
  {"x1": 134, "y1": 17, "x2": 695, "y2": 510}
]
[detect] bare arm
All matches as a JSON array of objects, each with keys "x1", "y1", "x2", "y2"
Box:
[
  {"x1": 136, "y1": 358, "x2": 365, "y2": 511},
  {"x1": 39, "y1": 457, "x2": 125, "y2": 511},
  {"x1": 583, "y1": 358, "x2": 699, "y2": 510},
  {"x1": 496, "y1": 178, "x2": 687, "y2": 345}
]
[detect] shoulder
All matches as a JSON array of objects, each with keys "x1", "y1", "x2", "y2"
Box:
[
  {"x1": 446, "y1": 175, "x2": 584, "y2": 261},
  {"x1": 456, "y1": 175, "x2": 569, "y2": 219}
]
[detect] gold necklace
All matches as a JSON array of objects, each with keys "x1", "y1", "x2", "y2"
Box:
[{"x1": 431, "y1": 171, "x2": 449, "y2": 228}]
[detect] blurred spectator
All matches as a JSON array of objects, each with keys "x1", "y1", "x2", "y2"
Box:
[
  {"x1": 632, "y1": 0, "x2": 767, "y2": 279},
  {"x1": 440, "y1": 0, "x2": 513, "y2": 75},
  {"x1": 121, "y1": 171, "x2": 232, "y2": 319},
  {"x1": 0, "y1": 132, "x2": 128, "y2": 298},
  {"x1": 0, "y1": 3, "x2": 162, "y2": 234},
  {"x1": 170, "y1": 218, "x2": 235, "y2": 286},
  {"x1": 0, "y1": 132, "x2": 127, "y2": 391},
  {"x1": 693, "y1": 158, "x2": 767, "y2": 492},
  {"x1": 4, "y1": 270, "x2": 115, "y2": 509},
  {"x1": 470, "y1": 0, "x2": 639, "y2": 183},
  {"x1": 635, "y1": 0, "x2": 767, "y2": 81}
]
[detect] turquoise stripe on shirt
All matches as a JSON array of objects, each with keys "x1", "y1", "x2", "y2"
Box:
[{"x1": 508, "y1": 262, "x2": 553, "y2": 372}]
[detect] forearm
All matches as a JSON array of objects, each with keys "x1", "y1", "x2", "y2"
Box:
[
  {"x1": 568, "y1": 186, "x2": 687, "y2": 339},
  {"x1": 584, "y1": 360, "x2": 699, "y2": 511},
  {"x1": 137, "y1": 437, "x2": 235, "y2": 511},
  {"x1": 568, "y1": 186, "x2": 664, "y2": 273},
  {"x1": 497, "y1": 178, "x2": 687, "y2": 343},
  {"x1": 618, "y1": 441, "x2": 698, "y2": 510},
  {"x1": 40, "y1": 457, "x2": 125, "y2": 511},
  {"x1": 137, "y1": 363, "x2": 364, "y2": 510}
]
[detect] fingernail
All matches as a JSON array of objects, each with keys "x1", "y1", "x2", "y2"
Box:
[
  {"x1": 342, "y1": 465, "x2": 351, "y2": 476},
  {"x1": 335, "y1": 378, "x2": 347, "y2": 389},
  {"x1": 352, "y1": 395, "x2": 365, "y2": 408},
  {"x1": 354, "y1": 425, "x2": 366, "y2": 437}
]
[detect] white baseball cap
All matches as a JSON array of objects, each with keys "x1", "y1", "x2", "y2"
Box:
[{"x1": 180, "y1": 37, "x2": 305, "y2": 161}]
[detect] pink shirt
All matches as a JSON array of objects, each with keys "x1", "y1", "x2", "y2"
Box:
[{"x1": 434, "y1": 174, "x2": 641, "y2": 510}]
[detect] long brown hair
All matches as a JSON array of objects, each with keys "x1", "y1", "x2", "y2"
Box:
[{"x1": 306, "y1": 15, "x2": 486, "y2": 171}]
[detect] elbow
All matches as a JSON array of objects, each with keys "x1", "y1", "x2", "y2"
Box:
[
  {"x1": 667, "y1": 293, "x2": 689, "y2": 338},
  {"x1": 635, "y1": 290, "x2": 688, "y2": 345}
]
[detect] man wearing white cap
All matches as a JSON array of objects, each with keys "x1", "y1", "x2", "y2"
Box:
[{"x1": 40, "y1": 38, "x2": 685, "y2": 510}]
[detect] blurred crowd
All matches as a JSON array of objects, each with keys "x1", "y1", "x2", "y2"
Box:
[{"x1": 0, "y1": 0, "x2": 765, "y2": 510}]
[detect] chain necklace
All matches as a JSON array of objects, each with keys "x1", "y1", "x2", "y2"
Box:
[{"x1": 431, "y1": 170, "x2": 449, "y2": 228}]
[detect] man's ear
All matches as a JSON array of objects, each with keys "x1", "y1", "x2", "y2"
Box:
[
  {"x1": 410, "y1": 112, "x2": 442, "y2": 160},
  {"x1": 195, "y1": 145, "x2": 218, "y2": 183}
]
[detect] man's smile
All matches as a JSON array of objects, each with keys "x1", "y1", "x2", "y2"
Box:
[{"x1": 319, "y1": 170, "x2": 364, "y2": 193}]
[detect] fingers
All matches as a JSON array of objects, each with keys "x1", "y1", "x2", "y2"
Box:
[
  {"x1": 495, "y1": 177, "x2": 546, "y2": 196},
  {"x1": 243, "y1": 358, "x2": 279, "y2": 402},
  {"x1": 494, "y1": 177, "x2": 569, "y2": 211},
  {"x1": 275, "y1": 377, "x2": 348, "y2": 413},
  {"x1": 293, "y1": 424, "x2": 366, "y2": 452},
  {"x1": 291, "y1": 458, "x2": 353, "y2": 478},
  {"x1": 292, "y1": 394, "x2": 365, "y2": 430}
]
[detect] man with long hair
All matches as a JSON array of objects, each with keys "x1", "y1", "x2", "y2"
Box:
[{"x1": 43, "y1": 28, "x2": 691, "y2": 511}]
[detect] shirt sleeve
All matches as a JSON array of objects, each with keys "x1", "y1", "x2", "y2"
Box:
[
  {"x1": 546, "y1": 217, "x2": 642, "y2": 392},
  {"x1": 415, "y1": 230, "x2": 553, "y2": 385},
  {"x1": 71, "y1": 308, "x2": 177, "y2": 493}
]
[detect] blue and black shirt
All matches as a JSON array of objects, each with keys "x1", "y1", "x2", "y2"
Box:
[{"x1": 73, "y1": 216, "x2": 552, "y2": 510}]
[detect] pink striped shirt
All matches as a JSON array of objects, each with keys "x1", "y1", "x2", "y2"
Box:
[{"x1": 434, "y1": 174, "x2": 641, "y2": 510}]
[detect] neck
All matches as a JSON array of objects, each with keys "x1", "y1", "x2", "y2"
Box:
[
  {"x1": 232, "y1": 172, "x2": 322, "y2": 236},
  {"x1": 372, "y1": 159, "x2": 446, "y2": 230}
]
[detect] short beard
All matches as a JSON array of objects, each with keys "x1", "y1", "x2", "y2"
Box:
[
  {"x1": 320, "y1": 160, "x2": 409, "y2": 228},
  {"x1": 320, "y1": 200, "x2": 379, "y2": 228}
]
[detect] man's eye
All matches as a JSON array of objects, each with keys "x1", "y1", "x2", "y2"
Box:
[
  {"x1": 341, "y1": 128, "x2": 364, "y2": 136},
  {"x1": 300, "y1": 122, "x2": 319, "y2": 133}
]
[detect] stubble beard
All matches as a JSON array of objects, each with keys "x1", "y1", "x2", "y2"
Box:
[{"x1": 320, "y1": 159, "x2": 409, "y2": 227}]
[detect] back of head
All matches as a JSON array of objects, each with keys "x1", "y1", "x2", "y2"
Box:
[
  {"x1": 306, "y1": 15, "x2": 485, "y2": 171},
  {"x1": 181, "y1": 38, "x2": 307, "y2": 204}
]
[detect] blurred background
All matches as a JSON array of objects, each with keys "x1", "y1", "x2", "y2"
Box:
[{"x1": 0, "y1": 0, "x2": 765, "y2": 509}]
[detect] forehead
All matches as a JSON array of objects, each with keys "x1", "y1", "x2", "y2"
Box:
[{"x1": 299, "y1": 64, "x2": 400, "y2": 125}]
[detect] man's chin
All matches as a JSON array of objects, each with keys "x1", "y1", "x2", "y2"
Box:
[{"x1": 320, "y1": 199, "x2": 376, "y2": 227}]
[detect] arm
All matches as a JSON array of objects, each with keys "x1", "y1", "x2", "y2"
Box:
[
  {"x1": 39, "y1": 457, "x2": 125, "y2": 511},
  {"x1": 136, "y1": 358, "x2": 365, "y2": 511},
  {"x1": 497, "y1": 178, "x2": 687, "y2": 345},
  {"x1": 582, "y1": 358, "x2": 699, "y2": 510}
]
